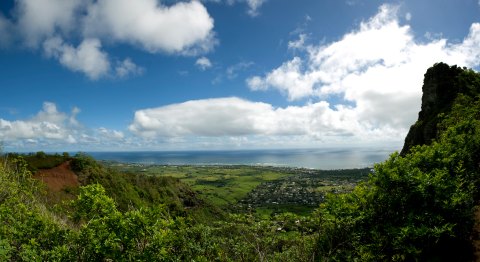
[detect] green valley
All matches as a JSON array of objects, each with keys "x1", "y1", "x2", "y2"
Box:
[{"x1": 107, "y1": 163, "x2": 369, "y2": 211}]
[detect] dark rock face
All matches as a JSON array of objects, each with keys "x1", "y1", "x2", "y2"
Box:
[{"x1": 401, "y1": 63, "x2": 464, "y2": 155}]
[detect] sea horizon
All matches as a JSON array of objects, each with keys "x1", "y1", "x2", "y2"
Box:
[{"x1": 85, "y1": 147, "x2": 398, "y2": 170}]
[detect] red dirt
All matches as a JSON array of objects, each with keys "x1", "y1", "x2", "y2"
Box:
[{"x1": 33, "y1": 161, "x2": 79, "y2": 192}]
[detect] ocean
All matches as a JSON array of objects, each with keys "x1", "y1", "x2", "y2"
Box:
[{"x1": 88, "y1": 147, "x2": 398, "y2": 169}]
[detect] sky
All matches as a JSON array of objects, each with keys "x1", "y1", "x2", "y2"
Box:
[{"x1": 0, "y1": 0, "x2": 480, "y2": 152}]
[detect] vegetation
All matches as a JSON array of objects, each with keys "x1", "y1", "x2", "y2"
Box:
[
  {"x1": 110, "y1": 164, "x2": 367, "y2": 211},
  {"x1": 110, "y1": 164, "x2": 293, "y2": 206},
  {"x1": 5, "y1": 151, "x2": 70, "y2": 172},
  {"x1": 1, "y1": 63, "x2": 480, "y2": 260},
  {"x1": 313, "y1": 63, "x2": 480, "y2": 260},
  {"x1": 70, "y1": 154, "x2": 217, "y2": 217}
]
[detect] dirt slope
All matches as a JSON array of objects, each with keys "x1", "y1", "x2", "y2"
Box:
[{"x1": 33, "y1": 161, "x2": 79, "y2": 192}]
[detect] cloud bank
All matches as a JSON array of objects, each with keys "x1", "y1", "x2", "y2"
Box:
[
  {"x1": 3, "y1": 0, "x2": 216, "y2": 79},
  {"x1": 0, "y1": 103, "x2": 129, "y2": 151},
  {"x1": 129, "y1": 97, "x2": 399, "y2": 147},
  {"x1": 247, "y1": 5, "x2": 480, "y2": 101},
  {"x1": 0, "y1": 102, "x2": 78, "y2": 144},
  {"x1": 83, "y1": 0, "x2": 215, "y2": 54},
  {"x1": 129, "y1": 4, "x2": 480, "y2": 149},
  {"x1": 4, "y1": 4, "x2": 480, "y2": 151}
]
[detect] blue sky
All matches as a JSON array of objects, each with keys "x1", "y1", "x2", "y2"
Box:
[{"x1": 0, "y1": 0, "x2": 479, "y2": 152}]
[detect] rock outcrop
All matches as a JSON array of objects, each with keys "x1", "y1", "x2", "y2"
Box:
[{"x1": 401, "y1": 63, "x2": 464, "y2": 155}]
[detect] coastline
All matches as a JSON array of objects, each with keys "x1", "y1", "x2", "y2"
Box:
[{"x1": 87, "y1": 148, "x2": 395, "y2": 170}]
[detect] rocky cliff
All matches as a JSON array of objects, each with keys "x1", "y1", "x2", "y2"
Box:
[{"x1": 401, "y1": 63, "x2": 465, "y2": 155}]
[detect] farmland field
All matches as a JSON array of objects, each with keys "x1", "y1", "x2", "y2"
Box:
[{"x1": 106, "y1": 162, "x2": 370, "y2": 211}]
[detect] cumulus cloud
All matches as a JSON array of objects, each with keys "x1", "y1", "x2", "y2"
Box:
[
  {"x1": 128, "y1": 97, "x2": 402, "y2": 146},
  {"x1": 0, "y1": 102, "x2": 133, "y2": 151},
  {"x1": 246, "y1": 4, "x2": 480, "y2": 142},
  {"x1": 0, "y1": 102, "x2": 77, "y2": 142},
  {"x1": 83, "y1": 0, "x2": 215, "y2": 54},
  {"x1": 43, "y1": 37, "x2": 110, "y2": 80},
  {"x1": 195, "y1": 57, "x2": 212, "y2": 70},
  {"x1": 247, "y1": 57, "x2": 316, "y2": 100},
  {"x1": 126, "y1": 4, "x2": 480, "y2": 148},
  {"x1": 15, "y1": 0, "x2": 84, "y2": 47},
  {"x1": 3, "y1": 0, "x2": 216, "y2": 79}
]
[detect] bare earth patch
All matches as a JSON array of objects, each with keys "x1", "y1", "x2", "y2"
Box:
[{"x1": 33, "y1": 161, "x2": 79, "y2": 192}]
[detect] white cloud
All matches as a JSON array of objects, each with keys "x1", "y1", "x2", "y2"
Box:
[
  {"x1": 43, "y1": 37, "x2": 110, "y2": 80},
  {"x1": 0, "y1": 102, "x2": 76, "y2": 142},
  {"x1": 43, "y1": 37, "x2": 144, "y2": 80},
  {"x1": 3, "y1": 0, "x2": 216, "y2": 79},
  {"x1": 246, "y1": 76, "x2": 267, "y2": 90},
  {"x1": 115, "y1": 58, "x2": 144, "y2": 78},
  {"x1": 129, "y1": 97, "x2": 270, "y2": 137},
  {"x1": 83, "y1": 0, "x2": 215, "y2": 54},
  {"x1": 247, "y1": 57, "x2": 317, "y2": 100},
  {"x1": 246, "y1": 4, "x2": 480, "y2": 142},
  {"x1": 15, "y1": 0, "x2": 84, "y2": 47},
  {"x1": 128, "y1": 97, "x2": 403, "y2": 146},
  {"x1": 0, "y1": 102, "x2": 133, "y2": 151},
  {"x1": 288, "y1": 33, "x2": 308, "y2": 50},
  {"x1": 246, "y1": 0, "x2": 267, "y2": 16},
  {"x1": 98, "y1": 127, "x2": 125, "y2": 140},
  {"x1": 195, "y1": 57, "x2": 212, "y2": 70}
]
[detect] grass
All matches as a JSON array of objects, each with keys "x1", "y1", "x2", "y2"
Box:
[{"x1": 113, "y1": 165, "x2": 293, "y2": 206}]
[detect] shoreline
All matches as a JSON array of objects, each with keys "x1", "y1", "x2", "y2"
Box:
[
  {"x1": 100, "y1": 160, "x2": 375, "y2": 172},
  {"x1": 88, "y1": 148, "x2": 392, "y2": 170}
]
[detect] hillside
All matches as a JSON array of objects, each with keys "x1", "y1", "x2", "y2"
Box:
[
  {"x1": 33, "y1": 161, "x2": 79, "y2": 192},
  {"x1": 314, "y1": 63, "x2": 480, "y2": 260},
  {"x1": 1, "y1": 62, "x2": 480, "y2": 261}
]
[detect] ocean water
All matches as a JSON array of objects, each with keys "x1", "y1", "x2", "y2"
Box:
[{"x1": 88, "y1": 148, "x2": 398, "y2": 170}]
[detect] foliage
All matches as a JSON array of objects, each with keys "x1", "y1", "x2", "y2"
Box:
[
  {"x1": 70, "y1": 153, "x2": 221, "y2": 220},
  {"x1": 67, "y1": 184, "x2": 180, "y2": 261},
  {"x1": 314, "y1": 66, "x2": 480, "y2": 261},
  {"x1": 168, "y1": 212, "x2": 317, "y2": 261},
  {"x1": 114, "y1": 164, "x2": 295, "y2": 207},
  {"x1": 0, "y1": 155, "x2": 71, "y2": 261},
  {"x1": 7, "y1": 151, "x2": 71, "y2": 172}
]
